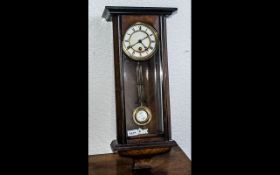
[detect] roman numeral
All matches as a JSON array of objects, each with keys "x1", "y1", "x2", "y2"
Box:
[
  {"x1": 125, "y1": 40, "x2": 129, "y2": 42},
  {"x1": 150, "y1": 34, "x2": 153, "y2": 36},
  {"x1": 132, "y1": 51, "x2": 135, "y2": 55},
  {"x1": 139, "y1": 26, "x2": 142, "y2": 30},
  {"x1": 132, "y1": 28, "x2": 135, "y2": 32},
  {"x1": 139, "y1": 52, "x2": 142, "y2": 56},
  {"x1": 149, "y1": 46, "x2": 154, "y2": 50},
  {"x1": 151, "y1": 40, "x2": 155, "y2": 43}
]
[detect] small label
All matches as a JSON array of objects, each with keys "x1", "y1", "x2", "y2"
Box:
[{"x1": 127, "y1": 128, "x2": 148, "y2": 137}]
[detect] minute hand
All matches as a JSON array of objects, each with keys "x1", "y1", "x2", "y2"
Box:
[
  {"x1": 139, "y1": 36, "x2": 149, "y2": 41},
  {"x1": 130, "y1": 36, "x2": 149, "y2": 47}
]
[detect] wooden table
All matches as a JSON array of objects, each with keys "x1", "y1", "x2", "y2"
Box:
[{"x1": 89, "y1": 146, "x2": 191, "y2": 175}]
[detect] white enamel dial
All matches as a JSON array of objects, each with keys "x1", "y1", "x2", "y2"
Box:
[
  {"x1": 122, "y1": 22, "x2": 158, "y2": 61},
  {"x1": 136, "y1": 110, "x2": 148, "y2": 123}
]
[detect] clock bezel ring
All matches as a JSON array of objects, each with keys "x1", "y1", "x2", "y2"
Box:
[
  {"x1": 122, "y1": 22, "x2": 159, "y2": 61},
  {"x1": 132, "y1": 105, "x2": 152, "y2": 126}
]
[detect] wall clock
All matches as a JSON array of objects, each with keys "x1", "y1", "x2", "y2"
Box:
[{"x1": 102, "y1": 6, "x2": 178, "y2": 169}]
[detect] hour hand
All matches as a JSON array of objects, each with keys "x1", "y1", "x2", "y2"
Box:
[
  {"x1": 141, "y1": 44, "x2": 148, "y2": 50},
  {"x1": 130, "y1": 41, "x2": 140, "y2": 47}
]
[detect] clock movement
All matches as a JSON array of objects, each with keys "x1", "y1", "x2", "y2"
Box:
[{"x1": 102, "y1": 6, "x2": 178, "y2": 169}]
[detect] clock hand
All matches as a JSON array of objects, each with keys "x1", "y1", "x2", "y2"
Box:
[
  {"x1": 130, "y1": 41, "x2": 140, "y2": 47},
  {"x1": 129, "y1": 35, "x2": 150, "y2": 48},
  {"x1": 139, "y1": 35, "x2": 149, "y2": 41},
  {"x1": 140, "y1": 43, "x2": 147, "y2": 50}
]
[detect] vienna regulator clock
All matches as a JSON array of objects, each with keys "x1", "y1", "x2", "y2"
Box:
[{"x1": 102, "y1": 6, "x2": 178, "y2": 169}]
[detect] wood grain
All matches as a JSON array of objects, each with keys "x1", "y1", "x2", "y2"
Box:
[
  {"x1": 112, "y1": 15, "x2": 127, "y2": 144},
  {"x1": 102, "y1": 6, "x2": 177, "y2": 21},
  {"x1": 106, "y1": 6, "x2": 178, "y2": 155},
  {"x1": 89, "y1": 146, "x2": 191, "y2": 175}
]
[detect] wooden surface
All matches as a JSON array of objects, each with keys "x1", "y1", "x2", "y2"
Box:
[{"x1": 89, "y1": 146, "x2": 191, "y2": 175}]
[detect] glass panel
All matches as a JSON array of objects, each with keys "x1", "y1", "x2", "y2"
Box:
[{"x1": 123, "y1": 52, "x2": 164, "y2": 139}]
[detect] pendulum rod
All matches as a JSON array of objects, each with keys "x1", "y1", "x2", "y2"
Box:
[{"x1": 136, "y1": 62, "x2": 144, "y2": 106}]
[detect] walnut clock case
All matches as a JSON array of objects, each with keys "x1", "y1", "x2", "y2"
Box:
[{"x1": 102, "y1": 6, "x2": 178, "y2": 158}]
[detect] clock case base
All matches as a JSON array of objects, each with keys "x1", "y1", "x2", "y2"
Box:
[
  {"x1": 111, "y1": 139, "x2": 177, "y2": 157},
  {"x1": 111, "y1": 140, "x2": 177, "y2": 170}
]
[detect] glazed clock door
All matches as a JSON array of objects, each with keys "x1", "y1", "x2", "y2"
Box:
[{"x1": 121, "y1": 16, "x2": 165, "y2": 144}]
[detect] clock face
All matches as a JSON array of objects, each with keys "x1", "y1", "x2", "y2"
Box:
[
  {"x1": 136, "y1": 110, "x2": 148, "y2": 123},
  {"x1": 122, "y1": 22, "x2": 158, "y2": 61},
  {"x1": 133, "y1": 106, "x2": 152, "y2": 126}
]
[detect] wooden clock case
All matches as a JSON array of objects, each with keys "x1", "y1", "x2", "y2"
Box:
[{"x1": 102, "y1": 6, "x2": 178, "y2": 162}]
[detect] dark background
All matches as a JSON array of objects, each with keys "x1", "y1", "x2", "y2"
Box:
[{"x1": 1, "y1": 0, "x2": 277, "y2": 174}]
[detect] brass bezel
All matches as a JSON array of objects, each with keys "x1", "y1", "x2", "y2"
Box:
[
  {"x1": 122, "y1": 22, "x2": 159, "y2": 61},
  {"x1": 132, "y1": 106, "x2": 152, "y2": 126}
]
